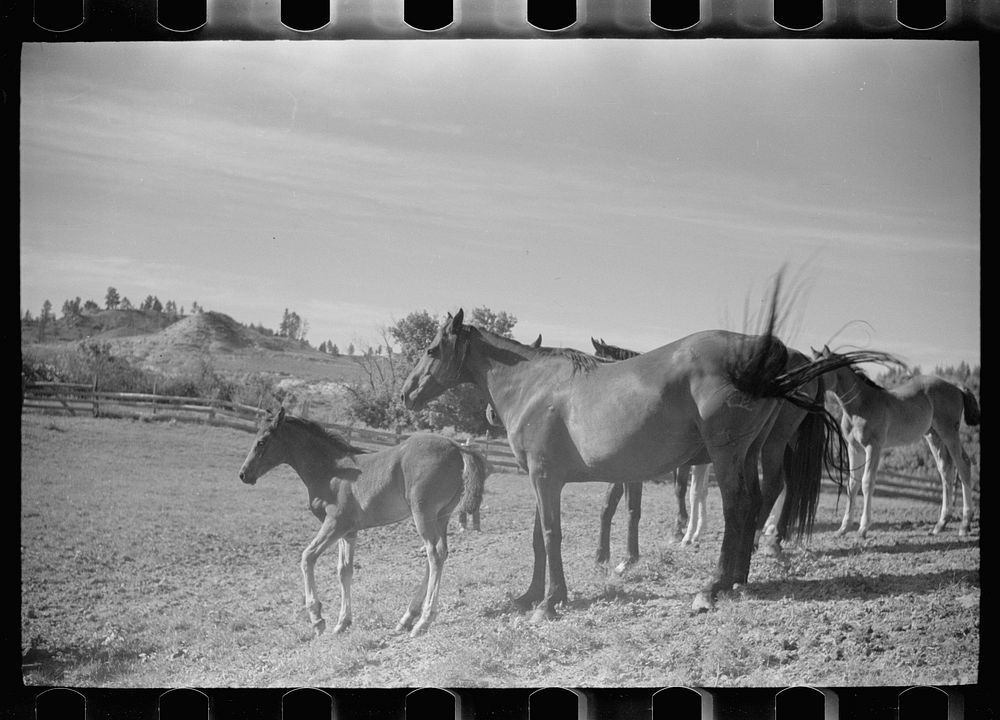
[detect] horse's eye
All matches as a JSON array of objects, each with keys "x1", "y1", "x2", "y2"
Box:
[{"x1": 257, "y1": 440, "x2": 265, "y2": 447}]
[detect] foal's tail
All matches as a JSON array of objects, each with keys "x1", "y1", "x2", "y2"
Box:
[
  {"x1": 961, "y1": 387, "x2": 981, "y2": 426},
  {"x1": 456, "y1": 444, "x2": 492, "y2": 516}
]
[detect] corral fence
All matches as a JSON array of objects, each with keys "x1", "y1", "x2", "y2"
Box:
[
  {"x1": 22, "y1": 383, "x2": 976, "y2": 503},
  {"x1": 20, "y1": 381, "x2": 525, "y2": 474}
]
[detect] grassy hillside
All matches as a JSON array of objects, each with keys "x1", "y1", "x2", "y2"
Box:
[{"x1": 21, "y1": 310, "x2": 372, "y2": 423}]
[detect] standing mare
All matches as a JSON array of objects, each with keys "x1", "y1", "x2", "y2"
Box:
[
  {"x1": 814, "y1": 346, "x2": 980, "y2": 537},
  {"x1": 402, "y1": 293, "x2": 882, "y2": 615},
  {"x1": 238, "y1": 408, "x2": 488, "y2": 637}
]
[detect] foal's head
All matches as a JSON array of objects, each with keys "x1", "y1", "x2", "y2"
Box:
[{"x1": 238, "y1": 406, "x2": 290, "y2": 485}]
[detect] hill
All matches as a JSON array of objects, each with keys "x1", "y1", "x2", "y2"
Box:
[{"x1": 22, "y1": 310, "x2": 376, "y2": 422}]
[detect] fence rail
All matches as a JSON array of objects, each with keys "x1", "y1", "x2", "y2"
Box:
[
  {"x1": 24, "y1": 384, "x2": 976, "y2": 497},
  {"x1": 21, "y1": 382, "x2": 525, "y2": 473}
]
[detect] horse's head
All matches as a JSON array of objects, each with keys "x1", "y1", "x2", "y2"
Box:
[
  {"x1": 238, "y1": 406, "x2": 288, "y2": 485},
  {"x1": 401, "y1": 309, "x2": 473, "y2": 410}
]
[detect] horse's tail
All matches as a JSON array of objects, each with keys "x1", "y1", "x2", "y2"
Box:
[
  {"x1": 457, "y1": 444, "x2": 491, "y2": 516},
  {"x1": 776, "y1": 379, "x2": 832, "y2": 541},
  {"x1": 961, "y1": 386, "x2": 981, "y2": 426}
]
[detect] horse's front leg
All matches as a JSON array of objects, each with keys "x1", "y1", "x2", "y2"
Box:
[
  {"x1": 410, "y1": 518, "x2": 450, "y2": 637},
  {"x1": 301, "y1": 513, "x2": 345, "y2": 637},
  {"x1": 940, "y1": 431, "x2": 976, "y2": 536},
  {"x1": 617, "y1": 481, "x2": 643, "y2": 573},
  {"x1": 595, "y1": 482, "x2": 625, "y2": 566},
  {"x1": 673, "y1": 465, "x2": 692, "y2": 541},
  {"x1": 856, "y1": 444, "x2": 881, "y2": 538},
  {"x1": 529, "y1": 471, "x2": 568, "y2": 623},
  {"x1": 332, "y1": 534, "x2": 357, "y2": 634},
  {"x1": 512, "y1": 507, "x2": 547, "y2": 611}
]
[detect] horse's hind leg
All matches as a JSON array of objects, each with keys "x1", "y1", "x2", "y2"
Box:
[
  {"x1": 856, "y1": 444, "x2": 881, "y2": 538},
  {"x1": 616, "y1": 482, "x2": 643, "y2": 573},
  {"x1": 756, "y1": 443, "x2": 786, "y2": 555},
  {"x1": 410, "y1": 518, "x2": 450, "y2": 637},
  {"x1": 332, "y1": 534, "x2": 357, "y2": 634},
  {"x1": 932, "y1": 426, "x2": 975, "y2": 535},
  {"x1": 595, "y1": 482, "x2": 625, "y2": 565},
  {"x1": 396, "y1": 562, "x2": 429, "y2": 634}
]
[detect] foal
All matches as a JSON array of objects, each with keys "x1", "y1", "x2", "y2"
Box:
[{"x1": 238, "y1": 408, "x2": 487, "y2": 637}]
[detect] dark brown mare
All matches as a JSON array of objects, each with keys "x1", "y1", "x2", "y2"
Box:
[
  {"x1": 814, "y1": 346, "x2": 981, "y2": 537},
  {"x1": 401, "y1": 285, "x2": 887, "y2": 616},
  {"x1": 238, "y1": 408, "x2": 488, "y2": 637}
]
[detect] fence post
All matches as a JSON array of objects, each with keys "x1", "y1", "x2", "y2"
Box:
[
  {"x1": 92, "y1": 373, "x2": 100, "y2": 417},
  {"x1": 394, "y1": 425, "x2": 402, "y2": 445},
  {"x1": 208, "y1": 398, "x2": 216, "y2": 422},
  {"x1": 152, "y1": 380, "x2": 157, "y2": 416}
]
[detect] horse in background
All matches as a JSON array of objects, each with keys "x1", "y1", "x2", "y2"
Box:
[
  {"x1": 590, "y1": 337, "x2": 710, "y2": 570},
  {"x1": 814, "y1": 346, "x2": 980, "y2": 537},
  {"x1": 238, "y1": 408, "x2": 487, "y2": 637}
]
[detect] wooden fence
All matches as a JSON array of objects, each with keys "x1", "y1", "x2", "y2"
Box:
[
  {"x1": 22, "y1": 383, "x2": 976, "y2": 500},
  {"x1": 20, "y1": 382, "x2": 525, "y2": 474}
]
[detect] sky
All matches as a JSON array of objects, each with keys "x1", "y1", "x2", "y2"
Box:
[{"x1": 19, "y1": 40, "x2": 980, "y2": 372}]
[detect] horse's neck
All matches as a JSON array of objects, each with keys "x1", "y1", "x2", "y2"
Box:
[
  {"x1": 282, "y1": 428, "x2": 342, "y2": 486},
  {"x1": 469, "y1": 332, "x2": 569, "y2": 425},
  {"x1": 830, "y1": 367, "x2": 882, "y2": 413}
]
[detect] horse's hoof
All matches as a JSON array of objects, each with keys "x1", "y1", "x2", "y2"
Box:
[
  {"x1": 312, "y1": 619, "x2": 326, "y2": 637},
  {"x1": 512, "y1": 593, "x2": 541, "y2": 612},
  {"x1": 835, "y1": 528, "x2": 848, "y2": 537},
  {"x1": 858, "y1": 529, "x2": 868, "y2": 539},
  {"x1": 332, "y1": 621, "x2": 351, "y2": 635},
  {"x1": 614, "y1": 559, "x2": 636, "y2": 575},
  {"x1": 959, "y1": 525, "x2": 971, "y2": 537},
  {"x1": 409, "y1": 623, "x2": 430, "y2": 637},
  {"x1": 691, "y1": 592, "x2": 714, "y2": 613},
  {"x1": 931, "y1": 523, "x2": 945, "y2": 535},
  {"x1": 530, "y1": 606, "x2": 558, "y2": 623}
]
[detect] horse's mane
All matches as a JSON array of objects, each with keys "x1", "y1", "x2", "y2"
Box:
[
  {"x1": 469, "y1": 326, "x2": 602, "y2": 374},
  {"x1": 591, "y1": 337, "x2": 640, "y2": 361},
  {"x1": 281, "y1": 415, "x2": 370, "y2": 455}
]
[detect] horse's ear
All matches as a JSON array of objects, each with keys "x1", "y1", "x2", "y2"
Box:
[
  {"x1": 531, "y1": 334, "x2": 542, "y2": 348},
  {"x1": 449, "y1": 308, "x2": 464, "y2": 333},
  {"x1": 591, "y1": 337, "x2": 600, "y2": 350},
  {"x1": 276, "y1": 406, "x2": 286, "y2": 422}
]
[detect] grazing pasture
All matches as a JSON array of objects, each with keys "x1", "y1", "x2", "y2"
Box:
[{"x1": 21, "y1": 414, "x2": 979, "y2": 688}]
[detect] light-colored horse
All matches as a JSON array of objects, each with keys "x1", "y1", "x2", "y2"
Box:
[
  {"x1": 238, "y1": 407, "x2": 488, "y2": 637},
  {"x1": 814, "y1": 346, "x2": 981, "y2": 537},
  {"x1": 402, "y1": 288, "x2": 880, "y2": 615}
]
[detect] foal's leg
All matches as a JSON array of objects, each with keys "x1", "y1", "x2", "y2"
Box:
[
  {"x1": 925, "y1": 430, "x2": 956, "y2": 534},
  {"x1": 410, "y1": 517, "x2": 450, "y2": 637},
  {"x1": 937, "y1": 426, "x2": 975, "y2": 535},
  {"x1": 617, "y1": 481, "x2": 643, "y2": 573},
  {"x1": 856, "y1": 443, "x2": 881, "y2": 538},
  {"x1": 836, "y1": 441, "x2": 865, "y2": 536},
  {"x1": 301, "y1": 514, "x2": 345, "y2": 636},
  {"x1": 396, "y1": 561, "x2": 429, "y2": 633},
  {"x1": 673, "y1": 466, "x2": 692, "y2": 541},
  {"x1": 757, "y1": 442, "x2": 787, "y2": 554},
  {"x1": 332, "y1": 533, "x2": 357, "y2": 634},
  {"x1": 595, "y1": 483, "x2": 625, "y2": 565},
  {"x1": 513, "y1": 507, "x2": 547, "y2": 611}
]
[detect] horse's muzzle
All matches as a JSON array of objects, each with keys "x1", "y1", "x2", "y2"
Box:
[{"x1": 238, "y1": 471, "x2": 256, "y2": 485}]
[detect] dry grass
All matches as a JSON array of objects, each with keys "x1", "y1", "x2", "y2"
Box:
[{"x1": 21, "y1": 414, "x2": 979, "y2": 688}]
